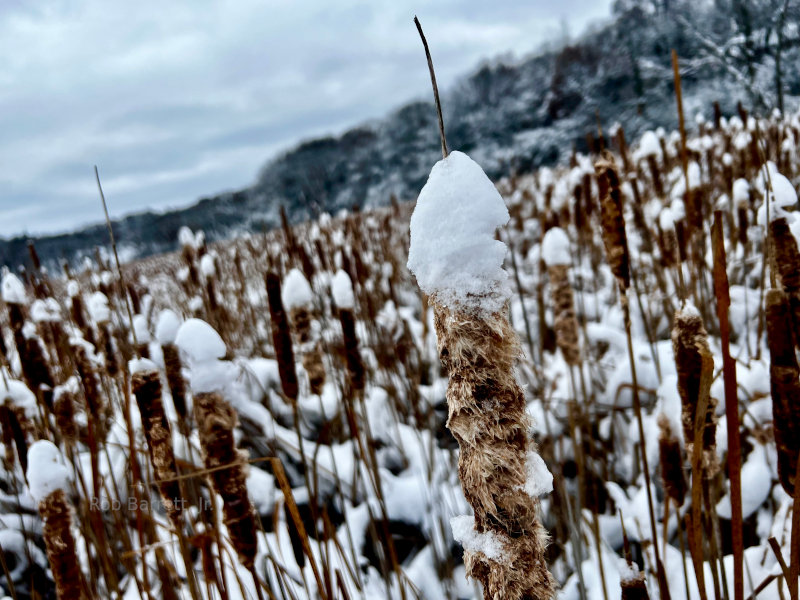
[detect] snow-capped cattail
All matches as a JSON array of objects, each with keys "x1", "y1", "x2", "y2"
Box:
[
  {"x1": 130, "y1": 361, "x2": 184, "y2": 523},
  {"x1": 194, "y1": 391, "x2": 258, "y2": 569},
  {"x1": 595, "y1": 152, "x2": 631, "y2": 291},
  {"x1": 766, "y1": 288, "x2": 800, "y2": 495},
  {"x1": 72, "y1": 342, "x2": 108, "y2": 439},
  {"x1": 266, "y1": 272, "x2": 299, "y2": 402},
  {"x1": 639, "y1": 131, "x2": 663, "y2": 197},
  {"x1": 657, "y1": 414, "x2": 687, "y2": 507},
  {"x1": 408, "y1": 151, "x2": 555, "y2": 600},
  {"x1": 542, "y1": 228, "x2": 580, "y2": 366},
  {"x1": 283, "y1": 269, "x2": 325, "y2": 395},
  {"x1": 67, "y1": 281, "x2": 95, "y2": 346},
  {"x1": 88, "y1": 292, "x2": 118, "y2": 377},
  {"x1": 155, "y1": 310, "x2": 187, "y2": 424},
  {"x1": 333, "y1": 270, "x2": 365, "y2": 392},
  {"x1": 672, "y1": 304, "x2": 718, "y2": 475},
  {"x1": 620, "y1": 566, "x2": 650, "y2": 600},
  {"x1": 53, "y1": 381, "x2": 78, "y2": 445},
  {"x1": 27, "y1": 441, "x2": 85, "y2": 600}
]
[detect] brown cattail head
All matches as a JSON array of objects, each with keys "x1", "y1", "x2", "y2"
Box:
[
  {"x1": 657, "y1": 414, "x2": 687, "y2": 506},
  {"x1": 672, "y1": 306, "x2": 718, "y2": 476},
  {"x1": 39, "y1": 489, "x2": 86, "y2": 600},
  {"x1": 434, "y1": 300, "x2": 556, "y2": 600},
  {"x1": 194, "y1": 391, "x2": 258, "y2": 569},
  {"x1": 265, "y1": 272, "x2": 299, "y2": 401},
  {"x1": 595, "y1": 151, "x2": 631, "y2": 291},
  {"x1": 53, "y1": 383, "x2": 79, "y2": 444},
  {"x1": 548, "y1": 265, "x2": 581, "y2": 366},
  {"x1": 770, "y1": 217, "x2": 800, "y2": 293},
  {"x1": 161, "y1": 343, "x2": 188, "y2": 423},
  {"x1": 766, "y1": 288, "x2": 800, "y2": 495},
  {"x1": 620, "y1": 567, "x2": 651, "y2": 600},
  {"x1": 131, "y1": 367, "x2": 184, "y2": 523}
]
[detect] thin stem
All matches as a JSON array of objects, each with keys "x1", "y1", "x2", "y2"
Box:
[
  {"x1": 414, "y1": 16, "x2": 448, "y2": 159},
  {"x1": 94, "y1": 165, "x2": 139, "y2": 351}
]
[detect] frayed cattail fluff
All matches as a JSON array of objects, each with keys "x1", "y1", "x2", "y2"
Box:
[
  {"x1": 595, "y1": 151, "x2": 631, "y2": 290},
  {"x1": 766, "y1": 288, "x2": 800, "y2": 495},
  {"x1": 407, "y1": 151, "x2": 556, "y2": 600},
  {"x1": 671, "y1": 305, "x2": 718, "y2": 475},
  {"x1": 130, "y1": 363, "x2": 184, "y2": 523},
  {"x1": 657, "y1": 414, "x2": 687, "y2": 506},
  {"x1": 194, "y1": 391, "x2": 258, "y2": 569},
  {"x1": 27, "y1": 441, "x2": 85, "y2": 600}
]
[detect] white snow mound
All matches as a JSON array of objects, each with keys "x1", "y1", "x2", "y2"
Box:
[{"x1": 407, "y1": 151, "x2": 510, "y2": 313}]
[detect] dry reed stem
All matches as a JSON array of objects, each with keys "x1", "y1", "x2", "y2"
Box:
[
  {"x1": 766, "y1": 289, "x2": 800, "y2": 496},
  {"x1": 131, "y1": 369, "x2": 184, "y2": 523},
  {"x1": 194, "y1": 391, "x2": 258, "y2": 569},
  {"x1": 433, "y1": 299, "x2": 555, "y2": 600},
  {"x1": 39, "y1": 489, "x2": 87, "y2": 599},
  {"x1": 711, "y1": 211, "x2": 744, "y2": 600}
]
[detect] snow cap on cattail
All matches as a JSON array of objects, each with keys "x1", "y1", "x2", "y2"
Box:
[
  {"x1": 541, "y1": 227, "x2": 571, "y2": 267},
  {"x1": 331, "y1": 269, "x2": 355, "y2": 310},
  {"x1": 407, "y1": 151, "x2": 510, "y2": 314},
  {"x1": 26, "y1": 441, "x2": 71, "y2": 504},
  {"x1": 155, "y1": 309, "x2": 182, "y2": 346},
  {"x1": 282, "y1": 268, "x2": 313, "y2": 310},
  {"x1": 1, "y1": 269, "x2": 28, "y2": 305}
]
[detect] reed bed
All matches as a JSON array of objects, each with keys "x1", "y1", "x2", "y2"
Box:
[{"x1": 0, "y1": 105, "x2": 797, "y2": 600}]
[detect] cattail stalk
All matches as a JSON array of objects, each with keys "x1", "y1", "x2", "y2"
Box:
[
  {"x1": 596, "y1": 152, "x2": 670, "y2": 600},
  {"x1": 265, "y1": 273, "x2": 299, "y2": 402}
]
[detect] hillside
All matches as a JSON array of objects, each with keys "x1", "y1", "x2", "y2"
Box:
[{"x1": 2, "y1": 0, "x2": 798, "y2": 270}]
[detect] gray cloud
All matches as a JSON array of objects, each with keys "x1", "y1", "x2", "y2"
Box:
[{"x1": 0, "y1": 0, "x2": 612, "y2": 237}]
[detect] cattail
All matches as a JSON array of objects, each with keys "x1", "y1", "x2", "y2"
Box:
[
  {"x1": 407, "y1": 151, "x2": 555, "y2": 600},
  {"x1": 283, "y1": 269, "x2": 326, "y2": 395},
  {"x1": 766, "y1": 289, "x2": 800, "y2": 495},
  {"x1": 0, "y1": 403, "x2": 30, "y2": 472},
  {"x1": 155, "y1": 309, "x2": 188, "y2": 424},
  {"x1": 657, "y1": 414, "x2": 687, "y2": 506},
  {"x1": 770, "y1": 217, "x2": 800, "y2": 347},
  {"x1": 53, "y1": 381, "x2": 79, "y2": 444},
  {"x1": 332, "y1": 270, "x2": 365, "y2": 392},
  {"x1": 194, "y1": 391, "x2": 258, "y2": 569},
  {"x1": 266, "y1": 272, "x2": 299, "y2": 401},
  {"x1": 595, "y1": 151, "x2": 631, "y2": 291},
  {"x1": 72, "y1": 342, "x2": 109, "y2": 439},
  {"x1": 87, "y1": 292, "x2": 118, "y2": 377},
  {"x1": 672, "y1": 305, "x2": 718, "y2": 475},
  {"x1": 130, "y1": 363, "x2": 184, "y2": 523},
  {"x1": 27, "y1": 441, "x2": 86, "y2": 600},
  {"x1": 620, "y1": 566, "x2": 650, "y2": 600},
  {"x1": 542, "y1": 228, "x2": 580, "y2": 366}
]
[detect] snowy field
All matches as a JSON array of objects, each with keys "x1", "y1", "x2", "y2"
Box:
[{"x1": 0, "y1": 107, "x2": 799, "y2": 599}]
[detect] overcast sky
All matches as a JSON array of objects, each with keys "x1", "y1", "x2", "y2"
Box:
[{"x1": 0, "y1": 0, "x2": 612, "y2": 238}]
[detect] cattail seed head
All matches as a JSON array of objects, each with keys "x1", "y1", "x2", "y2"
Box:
[
  {"x1": 595, "y1": 151, "x2": 631, "y2": 290},
  {"x1": 766, "y1": 288, "x2": 800, "y2": 495},
  {"x1": 194, "y1": 391, "x2": 258, "y2": 569},
  {"x1": 672, "y1": 305, "x2": 718, "y2": 476},
  {"x1": 131, "y1": 366, "x2": 184, "y2": 523}
]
